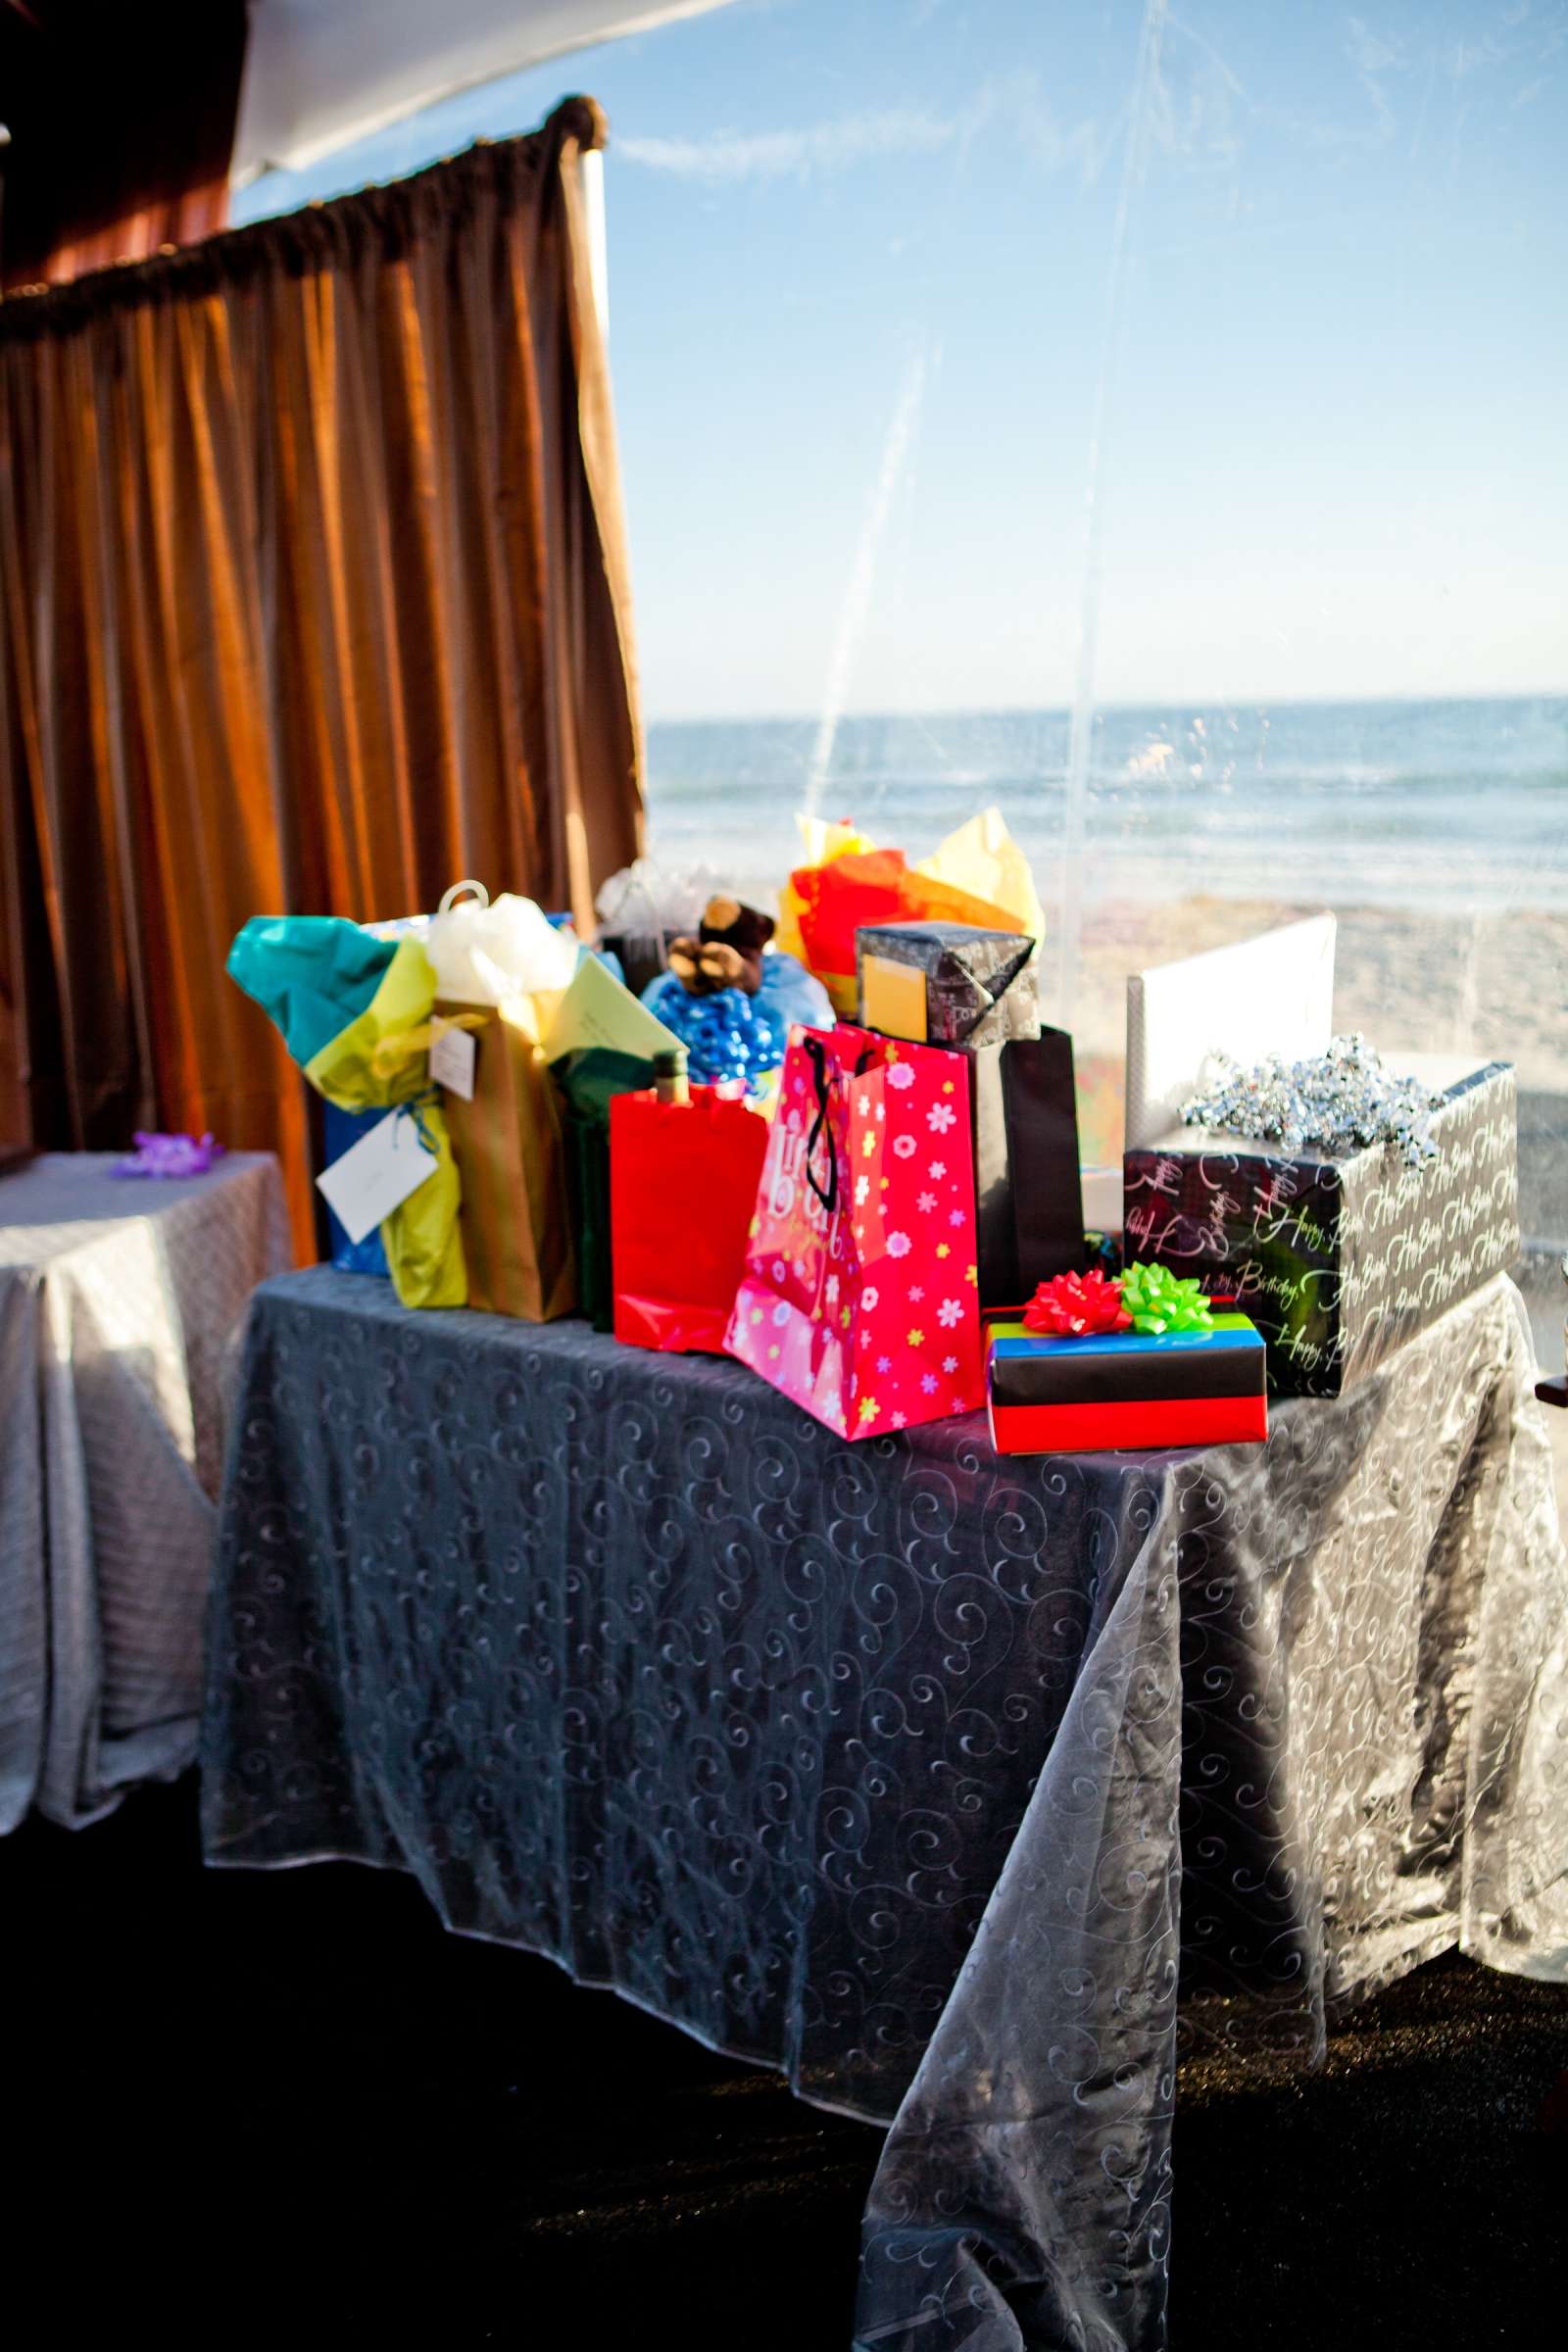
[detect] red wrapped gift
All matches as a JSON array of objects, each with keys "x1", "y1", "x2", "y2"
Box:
[
  {"x1": 987, "y1": 1309, "x2": 1267, "y2": 1454},
  {"x1": 610, "y1": 1085, "x2": 770, "y2": 1353}
]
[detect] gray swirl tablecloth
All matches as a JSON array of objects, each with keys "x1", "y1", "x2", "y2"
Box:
[
  {"x1": 0, "y1": 1152, "x2": 291, "y2": 1829},
  {"x1": 202, "y1": 1265, "x2": 1568, "y2": 2351}
]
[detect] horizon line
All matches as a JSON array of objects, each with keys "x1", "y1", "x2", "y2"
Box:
[{"x1": 642, "y1": 686, "x2": 1568, "y2": 730}]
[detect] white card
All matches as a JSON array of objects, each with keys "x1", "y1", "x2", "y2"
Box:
[
  {"x1": 1125, "y1": 914, "x2": 1337, "y2": 1150},
  {"x1": 317, "y1": 1108, "x2": 438, "y2": 1245},
  {"x1": 429, "y1": 1021, "x2": 476, "y2": 1101}
]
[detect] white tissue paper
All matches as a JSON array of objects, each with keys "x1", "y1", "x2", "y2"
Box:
[
  {"x1": 425, "y1": 887, "x2": 579, "y2": 1005},
  {"x1": 595, "y1": 858, "x2": 726, "y2": 939}
]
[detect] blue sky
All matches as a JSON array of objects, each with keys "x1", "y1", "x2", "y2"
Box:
[{"x1": 238, "y1": 0, "x2": 1568, "y2": 721}]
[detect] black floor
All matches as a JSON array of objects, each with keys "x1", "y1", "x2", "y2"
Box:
[{"x1": 10, "y1": 1779, "x2": 1567, "y2": 2347}]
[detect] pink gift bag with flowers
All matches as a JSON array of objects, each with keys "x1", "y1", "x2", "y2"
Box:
[{"x1": 724, "y1": 1022, "x2": 984, "y2": 1439}]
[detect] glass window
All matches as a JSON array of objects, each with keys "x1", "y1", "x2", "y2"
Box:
[{"x1": 237, "y1": 0, "x2": 1567, "y2": 1377}]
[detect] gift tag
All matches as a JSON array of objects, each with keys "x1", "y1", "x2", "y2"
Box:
[
  {"x1": 317, "y1": 1108, "x2": 438, "y2": 1245},
  {"x1": 859, "y1": 953, "x2": 930, "y2": 1043},
  {"x1": 429, "y1": 1020, "x2": 477, "y2": 1101}
]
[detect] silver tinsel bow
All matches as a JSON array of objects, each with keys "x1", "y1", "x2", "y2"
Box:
[{"x1": 1180, "y1": 1033, "x2": 1447, "y2": 1170}]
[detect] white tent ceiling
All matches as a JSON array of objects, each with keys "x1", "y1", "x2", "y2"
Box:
[{"x1": 234, "y1": 0, "x2": 736, "y2": 182}]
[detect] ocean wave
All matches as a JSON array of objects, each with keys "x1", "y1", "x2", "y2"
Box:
[{"x1": 643, "y1": 697, "x2": 1567, "y2": 918}]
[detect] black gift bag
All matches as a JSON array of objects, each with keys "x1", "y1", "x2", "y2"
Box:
[{"x1": 963, "y1": 1030, "x2": 1086, "y2": 1310}]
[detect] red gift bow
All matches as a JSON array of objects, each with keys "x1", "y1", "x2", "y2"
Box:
[{"x1": 1022, "y1": 1269, "x2": 1133, "y2": 1337}]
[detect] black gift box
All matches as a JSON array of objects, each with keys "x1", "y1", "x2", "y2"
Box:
[
  {"x1": 987, "y1": 1311, "x2": 1266, "y2": 1409},
  {"x1": 857, "y1": 920, "x2": 1037, "y2": 1048},
  {"x1": 1122, "y1": 1059, "x2": 1519, "y2": 1397}
]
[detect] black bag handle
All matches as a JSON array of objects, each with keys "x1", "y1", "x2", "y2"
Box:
[
  {"x1": 803, "y1": 1035, "x2": 840, "y2": 1213},
  {"x1": 802, "y1": 1036, "x2": 879, "y2": 1213}
]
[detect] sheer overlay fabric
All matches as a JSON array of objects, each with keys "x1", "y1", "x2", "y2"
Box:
[{"x1": 204, "y1": 1268, "x2": 1566, "y2": 2349}]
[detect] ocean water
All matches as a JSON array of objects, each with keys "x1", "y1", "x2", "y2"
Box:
[{"x1": 644, "y1": 696, "x2": 1568, "y2": 918}]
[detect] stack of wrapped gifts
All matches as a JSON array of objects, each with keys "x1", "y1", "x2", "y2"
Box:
[{"x1": 227, "y1": 823, "x2": 1521, "y2": 1460}]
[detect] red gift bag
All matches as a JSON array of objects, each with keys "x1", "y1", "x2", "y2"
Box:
[
  {"x1": 610, "y1": 1085, "x2": 771, "y2": 1353},
  {"x1": 724, "y1": 1023, "x2": 984, "y2": 1439}
]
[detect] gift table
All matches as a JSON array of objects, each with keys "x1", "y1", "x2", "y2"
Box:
[
  {"x1": 202, "y1": 1266, "x2": 1568, "y2": 2352},
  {"x1": 0, "y1": 1152, "x2": 291, "y2": 1830}
]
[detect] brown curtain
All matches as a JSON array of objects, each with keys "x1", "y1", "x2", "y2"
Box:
[
  {"x1": 0, "y1": 2, "x2": 247, "y2": 291},
  {"x1": 0, "y1": 98, "x2": 646, "y2": 1255}
]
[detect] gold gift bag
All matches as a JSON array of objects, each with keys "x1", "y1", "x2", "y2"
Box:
[{"x1": 436, "y1": 993, "x2": 578, "y2": 1321}]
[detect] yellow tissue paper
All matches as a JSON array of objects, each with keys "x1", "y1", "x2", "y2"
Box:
[
  {"x1": 305, "y1": 937, "x2": 467, "y2": 1310},
  {"x1": 915, "y1": 808, "x2": 1045, "y2": 947}
]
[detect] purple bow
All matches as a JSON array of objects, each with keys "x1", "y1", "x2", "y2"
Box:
[{"x1": 113, "y1": 1131, "x2": 225, "y2": 1179}]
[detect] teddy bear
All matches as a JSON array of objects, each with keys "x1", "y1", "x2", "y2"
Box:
[
  {"x1": 640, "y1": 891, "x2": 833, "y2": 1094},
  {"x1": 665, "y1": 898, "x2": 776, "y2": 998}
]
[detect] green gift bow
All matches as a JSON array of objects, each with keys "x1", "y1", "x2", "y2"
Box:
[{"x1": 1121, "y1": 1261, "x2": 1215, "y2": 1336}]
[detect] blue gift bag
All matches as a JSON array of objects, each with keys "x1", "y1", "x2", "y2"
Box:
[{"x1": 320, "y1": 1099, "x2": 390, "y2": 1276}]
